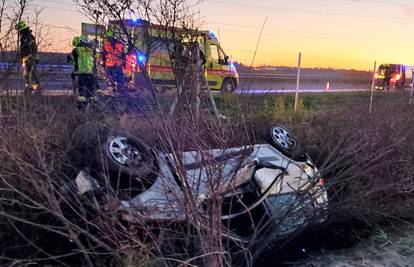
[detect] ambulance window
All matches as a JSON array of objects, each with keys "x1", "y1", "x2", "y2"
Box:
[
  {"x1": 218, "y1": 46, "x2": 227, "y2": 64},
  {"x1": 210, "y1": 44, "x2": 220, "y2": 63}
]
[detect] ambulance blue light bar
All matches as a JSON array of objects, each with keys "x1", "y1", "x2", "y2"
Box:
[
  {"x1": 137, "y1": 53, "x2": 146, "y2": 64},
  {"x1": 209, "y1": 31, "x2": 218, "y2": 41}
]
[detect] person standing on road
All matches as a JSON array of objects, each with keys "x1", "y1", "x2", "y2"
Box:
[
  {"x1": 123, "y1": 47, "x2": 139, "y2": 91},
  {"x1": 68, "y1": 36, "x2": 97, "y2": 108},
  {"x1": 68, "y1": 36, "x2": 81, "y2": 92},
  {"x1": 102, "y1": 30, "x2": 125, "y2": 92},
  {"x1": 15, "y1": 21, "x2": 40, "y2": 95}
]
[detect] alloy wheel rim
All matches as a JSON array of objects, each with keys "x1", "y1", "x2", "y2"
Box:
[
  {"x1": 109, "y1": 137, "x2": 142, "y2": 166},
  {"x1": 272, "y1": 127, "x2": 296, "y2": 150}
]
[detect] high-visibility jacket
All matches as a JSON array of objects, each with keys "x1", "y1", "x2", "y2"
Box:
[
  {"x1": 103, "y1": 39, "x2": 124, "y2": 67},
  {"x1": 77, "y1": 46, "x2": 94, "y2": 74},
  {"x1": 70, "y1": 46, "x2": 94, "y2": 74},
  {"x1": 123, "y1": 53, "x2": 139, "y2": 77}
]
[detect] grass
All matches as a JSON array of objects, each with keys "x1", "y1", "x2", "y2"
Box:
[
  {"x1": 1, "y1": 90, "x2": 403, "y2": 117},
  {"x1": 296, "y1": 225, "x2": 414, "y2": 267}
]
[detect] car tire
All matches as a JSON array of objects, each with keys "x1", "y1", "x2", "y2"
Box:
[
  {"x1": 101, "y1": 132, "x2": 157, "y2": 178},
  {"x1": 99, "y1": 132, "x2": 159, "y2": 199},
  {"x1": 267, "y1": 124, "x2": 307, "y2": 161},
  {"x1": 221, "y1": 78, "x2": 235, "y2": 93}
]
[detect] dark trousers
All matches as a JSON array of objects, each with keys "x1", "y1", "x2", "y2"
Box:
[
  {"x1": 22, "y1": 56, "x2": 40, "y2": 90},
  {"x1": 78, "y1": 74, "x2": 96, "y2": 97},
  {"x1": 107, "y1": 66, "x2": 124, "y2": 88}
]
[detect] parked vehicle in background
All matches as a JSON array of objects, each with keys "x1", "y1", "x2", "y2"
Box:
[
  {"x1": 81, "y1": 20, "x2": 239, "y2": 92},
  {"x1": 375, "y1": 64, "x2": 414, "y2": 90}
]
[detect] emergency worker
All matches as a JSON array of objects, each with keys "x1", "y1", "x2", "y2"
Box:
[
  {"x1": 15, "y1": 21, "x2": 40, "y2": 95},
  {"x1": 102, "y1": 30, "x2": 125, "y2": 91},
  {"x1": 123, "y1": 47, "x2": 139, "y2": 90},
  {"x1": 68, "y1": 36, "x2": 96, "y2": 107}
]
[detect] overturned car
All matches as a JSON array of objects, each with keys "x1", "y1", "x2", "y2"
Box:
[{"x1": 65, "y1": 124, "x2": 328, "y2": 240}]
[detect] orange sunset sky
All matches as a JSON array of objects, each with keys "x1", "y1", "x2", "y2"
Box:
[{"x1": 23, "y1": 0, "x2": 414, "y2": 70}]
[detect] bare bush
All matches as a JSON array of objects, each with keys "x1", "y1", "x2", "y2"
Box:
[{"x1": 296, "y1": 95, "x2": 414, "y2": 223}]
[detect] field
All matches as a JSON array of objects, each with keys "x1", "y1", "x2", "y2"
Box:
[{"x1": 1, "y1": 90, "x2": 414, "y2": 266}]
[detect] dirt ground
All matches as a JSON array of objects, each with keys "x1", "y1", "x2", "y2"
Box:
[{"x1": 295, "y1": 225, "x2": 414, "y2": 267}]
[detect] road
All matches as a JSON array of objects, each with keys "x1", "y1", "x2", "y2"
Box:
[
  {"x1": 0, "y1": 88, "x2": 373, "y2": 97},
  {"x1": 236, "y1": 88, "x2": 370, "y2": 94},
  {"x1": 1, "y1": 63, "x2": 371, "y2": 95}
]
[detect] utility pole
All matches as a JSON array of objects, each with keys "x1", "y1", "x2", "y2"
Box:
[
  {"x1": 369, "y1": 61, "x2": 377, "y2": 114},
  {"x1": 294, "y1": 52, "x2": 302, "y2": 113},
  {"x1": 409, "y1": 69, "x2": 414, "y2": 105}
]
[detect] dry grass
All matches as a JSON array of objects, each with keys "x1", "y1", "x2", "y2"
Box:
[{"x1": 295, "y1": 225, "x2": 414, "y2": 267}]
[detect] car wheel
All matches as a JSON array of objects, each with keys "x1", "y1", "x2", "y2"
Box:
[
  {"x1": 269, "y1": 124, "x2": 296, "y2": 156},
  {"x1": 100, "y1": 133, "x2": 158, "y2": 199},
  {"x1": 268, "y1": 124, "x2": 307, "y2": 161},
  {"x1": 101, "y1": 133, "x2": 157, "y2": 177},
  {"x1": 221, "y1": 79, "x2": 235, "y2": 93},
  {"x1": 102, "y1": 133, "x2": 158, "y2": 200}
]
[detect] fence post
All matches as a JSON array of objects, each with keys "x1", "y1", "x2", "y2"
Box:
[
  {"x1": 409, "y1": 69, "x2": 414, "y2": 105},
  {"x1": 294, "y1": 52, "x2": 302, "y2": 113},
  {"x1": 369, "y1": 61, "x2": 377, "y2": 114}
]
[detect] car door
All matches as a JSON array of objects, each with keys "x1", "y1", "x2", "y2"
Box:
[{"x1": 206, "y1": 44, "x2": 223, "y2": 90}]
